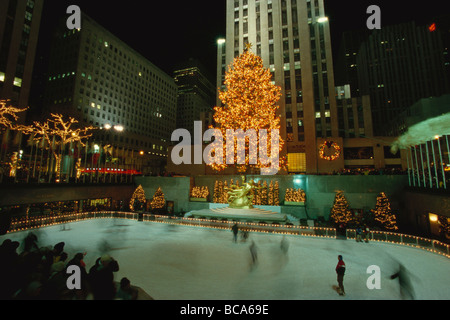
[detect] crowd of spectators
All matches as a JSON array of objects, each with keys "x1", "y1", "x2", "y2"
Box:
[{"x1": 0, "y1": 232, "x2": 140, "y2": 300}]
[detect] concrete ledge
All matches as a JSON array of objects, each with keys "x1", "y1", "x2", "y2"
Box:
[{"x1": 187, "y1": 207, "x2": 287, "y2": 223}]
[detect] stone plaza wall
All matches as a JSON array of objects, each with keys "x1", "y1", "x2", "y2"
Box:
[{"x1": 135, "y1": 175, "x2": 408, "y2": 220}]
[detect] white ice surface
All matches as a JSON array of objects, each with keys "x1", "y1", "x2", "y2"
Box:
[{"x1": 1, "y1": 219, "x2": 449, "y2": 300}]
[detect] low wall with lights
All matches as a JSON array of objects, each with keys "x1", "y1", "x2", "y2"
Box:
[
  {"x1": 136, "y1": 175, "x2": 408, "y2": 220},
  {"x1": 5, "y1": 211, "x2": 448, "y2": 259}
]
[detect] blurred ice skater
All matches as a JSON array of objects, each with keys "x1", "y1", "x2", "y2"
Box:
[
  {"x1": 390, "y1": 263, "x2": 415, "y2": 300},
  {"x1": 280, "y1": 236, "x2": 289, "y2": 254},
  {"x1": 250, "y1": 241, "x2": 258, "y2": 267}
]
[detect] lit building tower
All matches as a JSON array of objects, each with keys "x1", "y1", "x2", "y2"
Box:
[
  {"x1": 174, "y1": 59, "x2": 216, "y2": 137},
  {"x1": 0, "y1": 0, "x2": 44, "y2": 119},
  {"x1": 43, "y1": 13, "x2": 178, "y2": 174},
  {"x1": 217, "y1": 0, "x2": 339, "y2": 174},
  {"x1": 357, "y1": 21, "x2": 450, "y2": 136}
]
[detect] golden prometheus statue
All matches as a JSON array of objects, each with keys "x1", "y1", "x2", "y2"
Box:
[{"x1": 225, "y1": 176, "x2": 263, "y2": 209}]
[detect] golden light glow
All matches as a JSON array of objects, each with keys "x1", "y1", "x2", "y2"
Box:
[
  {"x1": 130, "y1": 185, "x2": 146, "y2": 211},
  {"x1": 0, "y1": 99, "x2": 28, "y2": 130},
  {"x1": 150, "y1": 187, "x2": 166, "y2": 210},
  {"x1": 191, "y1": 186, "x2": 210, "y2": 199},
  {"x1": 209, "y1": 46, "x2": 286, "y2": 173},
  {"x1": 371, "y1": 192, "x2": 399, "y2": 231},
  {"x1": 330, "y1": 190, "x2": 353, "y2": 225},
  {"x1": 319, "y1": 141, "x2": 341, "y2": 161}
]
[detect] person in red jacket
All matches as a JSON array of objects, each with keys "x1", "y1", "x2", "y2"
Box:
[{"x1": 335, "y1": 255, "x2": 346, "y2": 296}]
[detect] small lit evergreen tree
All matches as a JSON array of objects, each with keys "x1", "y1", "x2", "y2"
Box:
[
  {"x1": 274, "y1": 181, "x2": 280, "y2": 206},
  {"x1": 371, "y1": 192, "x2": 398, "y2": 231},
  {"x1": 130, "y1": 185, "x2": 146, "y2": 212},
  {"x1": 150, "y1": 187, "x2": 166, "y2": 211},
  {"x1": 330, "y1": 190, "x2": 353, "y2": 225},
  {"x1": 268, "y1": 181, "x2": 274, "y2": 206},
  {"x1": 213, "y1": 181, "x2": 219, "y2": 203}
]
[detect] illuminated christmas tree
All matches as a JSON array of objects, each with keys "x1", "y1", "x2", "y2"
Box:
[
  {"x1": 371, "y1": 192, "x2": 398, "y2": 231},
  {"x1": 274, "y1": 181, "x2": 280, "y2": 206},
  {"x1": 330, "y1": 190, "x2": 354, "y2": 225},
  {"x1": 130, "y1": 185, "x2": 146, "y2": 212},
  {"x1": 150, "y1": 187, "x2": 166, "y2": 211},
  {"x1": 209, "y1": 44, "x2": 286, "y2": 174},
  {"x1": 261, "y1": 181, "x2": 268, "y2": 205},
  {"x1": 268, "y1": 181, "x2": 274, "y2": 206},
  {"x1": 438, "y1": 216, "x2": 450, "y2": 239},
  {"x1": 213, "y1": 180, "x2": 220, "y2": 203}
]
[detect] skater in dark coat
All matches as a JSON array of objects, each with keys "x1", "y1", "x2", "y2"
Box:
[
  {"x1": 231, "y1": 223, "x2": 239, "y2": 243},
  {"x1": 390, "y1": 263, "x2": 415, "y2": 300},
  {"x1": 335, "y1": 255, "x2": 346, "y2": 296},
  {"x1": 249, "y1": 241, "x2": 258, "y2": 266}
]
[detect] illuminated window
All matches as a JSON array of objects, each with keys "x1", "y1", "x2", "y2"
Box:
[
  {"x1": 13, "y1": 77, "x2": 22, "y2": 87},
  {"x1": 0, "y1": 72, "x2": 5, "y2": 82},
  {"x1": 287, "y1": 153, "x2": 306, "y2": 173}
]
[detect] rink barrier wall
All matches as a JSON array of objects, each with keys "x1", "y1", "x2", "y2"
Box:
[
  {"x1": 5, "y1": 211, "x2": 449, "y2": 259},
  {"x1": 346, "y1": 229, "x2": 450, "y2": 259}
]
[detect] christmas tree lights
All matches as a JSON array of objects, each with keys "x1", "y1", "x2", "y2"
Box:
[
  {"x1": 371, "y1": 192, "x2": 398, "y2": 231},
  {"x1": 130, "y1": 185, "x2": 146, "y2": 212},
  {"x1": 209, "y1": 44, "x2": 286, "y2": 174},
  {"x1": 150, "y1": 187, "x2": 166, "y2": 210},
  {"x1": 330, "y1": 190, "x2": 354, "y2": 225}
]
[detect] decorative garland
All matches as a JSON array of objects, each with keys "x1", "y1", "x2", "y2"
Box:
[{"x1": 319, "y1": 141, "x2": 341, "y2": 161}]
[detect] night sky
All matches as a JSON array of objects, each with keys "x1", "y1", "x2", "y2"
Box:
[{"x1": 37, "y1": 0, "x2": 448, "y2": 81}]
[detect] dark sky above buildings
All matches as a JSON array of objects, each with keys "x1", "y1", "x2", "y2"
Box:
[{"x1": 38, "y1": 1, "x2": 448, "y2": 79}]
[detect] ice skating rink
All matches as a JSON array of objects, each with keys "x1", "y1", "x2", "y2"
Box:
[{"x1": 2, "y1": 219, "x2": 449, "y2": 300}]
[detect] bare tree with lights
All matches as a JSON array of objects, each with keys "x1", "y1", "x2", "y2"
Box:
[
  {"x1": 0, "y1": 100, "x2": 28, "y2": 131},
  {"x1": 23, "y1": 114, "x2": 96, "y2": 182}
]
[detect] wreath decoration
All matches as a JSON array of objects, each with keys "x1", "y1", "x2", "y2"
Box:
[{"x1": 319, "y1": 141, "x2": 341, "y2": 161}]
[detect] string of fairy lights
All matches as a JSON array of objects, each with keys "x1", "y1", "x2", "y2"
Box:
[{"x1": 5, "y1": 211, "x2": 449, "y2": 259}]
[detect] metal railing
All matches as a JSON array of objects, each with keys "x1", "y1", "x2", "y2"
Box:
[
  {"x1": 143, "y1": 214, "x2": 337, "y2": 238},
  {"x1": 5, "y1": 211, "x2": 449, "y2": 259},
  {"x1": 346, "y1": 229, "x2": 450, "y2": 259},
  {"x1": 8, "y1": 211, "x2": 139, "y2": 232}
]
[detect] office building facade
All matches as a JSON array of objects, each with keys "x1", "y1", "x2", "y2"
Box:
[
  {"x1": 356, "y1": 22, "x2": 450, "y2": 136},
  {"x1": 174, "y1": 60, "x2": 216, "y2": 136},
  {"x1": 0, "y1": 0, "x2": 43, "y2": 116},
  {"x1": 43, "y1": 13, "x2": 178, "y2": 173}
]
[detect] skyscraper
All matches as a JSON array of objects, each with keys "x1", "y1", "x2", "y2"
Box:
[
  {"x1": 0, "y1": 0, "x2": 43, "y2": 118},
  {"x1": 217, "y1": 0, "x2": 339, "y2": 174},
  {"x1": 43, "y1": 13, "x2": 178, "y2": 172},
  {"x1": 356, "y1": 21, "x2": 450, "y2": 136},
  {"x1": 174, "y1": 59, "x2": 216, "y2": 136}
]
